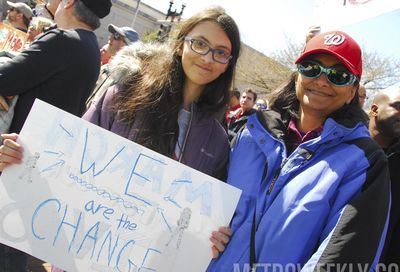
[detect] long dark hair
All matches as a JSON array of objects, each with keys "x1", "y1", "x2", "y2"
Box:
[
  {"x1": 270, "y1": 72, "x2": 368, "y2": 127},
  {"x1": 115, "y1": 7, "x2": 241, "y2": 157}
]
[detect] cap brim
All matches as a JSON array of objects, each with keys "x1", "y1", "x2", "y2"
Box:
[
  {"x1": 6, "y1": 1, "x2": 16, "y2": 8},
  {"x1": 295, "y1": 49, "x2": 359, "y2": 78},
  {"x1": 108, "y1": 24, "x2": 125, "y2": 37}
]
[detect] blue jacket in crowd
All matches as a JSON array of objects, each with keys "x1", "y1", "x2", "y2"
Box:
[{"x1": 208, "y1": 110, "x2": 390, "y2": 272}]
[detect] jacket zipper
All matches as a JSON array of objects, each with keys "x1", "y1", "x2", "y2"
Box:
[
  {"x1": 266, "y1": 131, "x2": 287, "y2": 194},
  {"x1": 178, "y1": 103, "x2": 194, "y2": 162},
  {"x1": 267, "y1": 157, "x2": 288, "y2": 194}
]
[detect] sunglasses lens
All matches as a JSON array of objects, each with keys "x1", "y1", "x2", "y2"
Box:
[
  {"x1": 298, "y1": 61, "x2": 355, "y2": 86},
  {"x1": 327, "y1": 69, "x2": 354, "y2": 86},
  {"x1": 298, "y1": 61, "x2": 321, "y2": 78},
  {"x1": 113, "y1": 33, "x2": 121, "y2": 40}
]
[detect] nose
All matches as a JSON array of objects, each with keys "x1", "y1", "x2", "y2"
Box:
[
  {"x1": 314, "y1": 72, "x2": 330, "y2": 87},
  {"x1": 201, "y1": 51, "x2": 214, "y2": 63}
]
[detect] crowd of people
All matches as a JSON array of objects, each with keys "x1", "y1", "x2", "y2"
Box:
[{"x1": 0, "y1": 1, "x2": 398, "y2": 271}]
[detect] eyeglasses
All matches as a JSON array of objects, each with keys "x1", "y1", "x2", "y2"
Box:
[
  {"x1": 297, "y1": 60, "x2": 357, "y2": 86},
  {"x1": 112, "y1": 32, "x2": 124, "y2": 41},
  {"x1": 256, "y1": 103, "x2": 267, "y2": 110},
  {"x1": 184, "y1": 36, "x2": 232, "y2": 64}
]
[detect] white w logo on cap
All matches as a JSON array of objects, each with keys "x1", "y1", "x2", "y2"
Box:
[{"x1": 324, "y1": 34, "x2": 346, "y2": 45}]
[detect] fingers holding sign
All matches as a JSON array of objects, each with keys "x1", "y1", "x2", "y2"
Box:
[
  {"x1": 210, "y1": 226, "x2": 232, "y2": 259},
  {"x1": 0, "y1": 133, "x2": 23, "y2": 171}
]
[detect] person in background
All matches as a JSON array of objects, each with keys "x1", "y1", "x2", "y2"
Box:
[
  {"x1": 226, "y1": 87, "x2": 257, "y2": 141},
  {"x1": 26, "y1": 16, "x2": 53, "y2": 43},
  {"x1": 228, "y1": 89, "x2": 240, "y2": 111},
  {"x1": 305, "y1": 25, "x2": 321, "y2": 43},
  {"x1": 208, "y1": 31, "x2": 390, "y2": 271},
  {"x1": 368, "y1": 87, "x2": 400, "y2": 265},
  {"x1": 99, "y1": 24, "x2": 140, "y2": 66},
  {"x1": 358, "y1": 84, "x2": 367, "y2": 108},
  {"x1": 253, "y1": 98, "x2": 268, "y2": 110},
  {"x1": 0, "y1": 0, "x2": 111, "y2": 134},
  {"x1": 33, "y1": 0, "x2": 61, "y2": 21},
  {"x1": 86, "y1": 24, "x2": 140, "y2": 109},
  {"x1": 4, "y1": 1, "x2": 32, "y2": 32},
  {"x1": 105, "y1": 24, "x2": 140, "y2": 62},
  {"x1": 0, "y1": 6, "x2": 241, "y2": 263},
  {"x1": 0, "y1": 0, "x2": 112, "y2": 270},
  {"x1": 223, "y1": 89, "x2": 240, "y2": 126},
  {"x1": 0, "y1": 52, "x2": 17, "y2": 137}
]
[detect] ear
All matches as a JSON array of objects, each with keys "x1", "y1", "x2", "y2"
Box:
[
  {"x1": 64, "y1": 0, "x2": 75, "y2": 9},
  {"x1": 370, "y1": 104, "x2": 378, "y2": 117},
  {"x1": 177, "y1": 46, "x2": 183, "y2": 57}
]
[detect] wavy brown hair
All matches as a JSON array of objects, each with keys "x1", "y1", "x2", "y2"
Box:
[{"x1": 115, "y1": 7, "x2": 241, "y2": 156}]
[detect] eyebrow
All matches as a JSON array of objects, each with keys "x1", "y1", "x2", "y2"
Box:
[{"x1": 191, "y1": 35, "x2": 231, "y2": 51}]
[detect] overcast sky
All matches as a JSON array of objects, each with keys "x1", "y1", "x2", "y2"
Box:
[{"x1": 141, "y1": 0, "x2": 400, "y2": 59}]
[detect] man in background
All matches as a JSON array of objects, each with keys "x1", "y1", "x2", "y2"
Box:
[
  {"x1": 0, "y1": 0, "x2": 112, "y2": 269},
  {"x1": 100, "y1": 23, "x2": 140, "y2": 65},
  {"x1": 358, "y1": 84, "x2": 367, "y2": 108},
  {"x1": 369, "y1": 87, "x2": 400, "y2": 265},
  {"x1": 226, "y1": 88, "x2": 257, "y2": 141},
  {"x1": 4, "y1": 1, "x2": 32, "y2": 32},
  {"x1": 33, "y1": 0, "x2": 61, "y2": 21},
  {"x1": 86, "y1": 23, "x2": 140, "y2": 109}
]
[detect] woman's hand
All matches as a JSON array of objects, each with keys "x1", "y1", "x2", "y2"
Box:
[
  {"x1": 0, "y1": 133, "x2": 23, "y2": 171},
  {"x1": 210, "y1": 226, "x2": 232, "y2": 259},
  {"x1": 0, "y1": 96, "x2": 9, "y2": 111}
]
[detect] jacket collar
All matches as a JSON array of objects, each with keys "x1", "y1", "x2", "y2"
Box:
[{"x1": 255, "y1": 109, "x2": 369, "y2": 145}]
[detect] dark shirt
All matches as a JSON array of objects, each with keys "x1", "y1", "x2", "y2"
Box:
[
  {"x1": 286, "y1": 118, "x2": 323, "y2": 155},
  {"x1": 227, "y1": 108, "x2": 256, "y2": 141},
  {"x1": 0, "y1": 27, "x2": 100, "y2": 132},
  {"x1": 382, "y1": 137, "x2": 400, "y2": 264},
  {"x1": 15, "y1": 26, "x2": 27, "y2": 33}
]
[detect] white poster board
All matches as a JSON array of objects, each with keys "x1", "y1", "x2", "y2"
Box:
[{"x1": 0, "y1": 100, "x2": 241, "y2": 272}]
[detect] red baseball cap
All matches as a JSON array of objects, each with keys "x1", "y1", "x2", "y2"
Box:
[{"x1": 295, "y1": 31, "x2": 362, "y2": 79}]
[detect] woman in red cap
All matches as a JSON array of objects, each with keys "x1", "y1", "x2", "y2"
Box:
[{"x1": 207, "y1": 31, "x2": 390, "y2": 271}]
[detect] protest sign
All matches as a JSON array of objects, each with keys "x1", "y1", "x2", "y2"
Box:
[
  {"x1": 0, "y1": 99, "x2": 241, "y2": 272},
  {"x1": 0, "y1": 22, "x2": 27, "y2": 52}
]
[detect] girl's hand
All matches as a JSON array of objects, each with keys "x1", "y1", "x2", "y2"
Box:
[
  {"x1": 210, "y1": 226, "x2": 232, "y2": 259},
  {"x1": 0, "y1": 133, "x2": 23, "y2": 171},
  {"x1": 0, "y1": 96, "x2": 9, "y2": 111}
]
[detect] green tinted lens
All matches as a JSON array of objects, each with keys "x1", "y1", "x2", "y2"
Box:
[
  {"x1": 298, "y1": 61, "x2": 321, "y2": 78},
  {"x1": 326, "y1": 69, "x2": 355, "y2": 86},
  {"x1": 298, "y1": 61, "x2": 355, "y2": 86}
]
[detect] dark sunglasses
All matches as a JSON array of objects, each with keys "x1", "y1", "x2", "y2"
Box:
[
  {"x1": 112, "y1": 32, "x2": 123, "y2": 41},
  {"x1": 297, "y1": 60, "x2": 357, "y2": 86},
  {"x1": 256, "y1": 103, "x2": 267, "y2": 110}
]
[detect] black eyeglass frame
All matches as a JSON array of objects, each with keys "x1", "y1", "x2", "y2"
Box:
[{"x1": 184, "y1": 36, "x2": 232, "y2": 64}]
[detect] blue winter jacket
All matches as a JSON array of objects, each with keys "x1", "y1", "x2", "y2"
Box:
[{"x1": 208, "y1": 110, "x2": 390, "y2": 272}]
